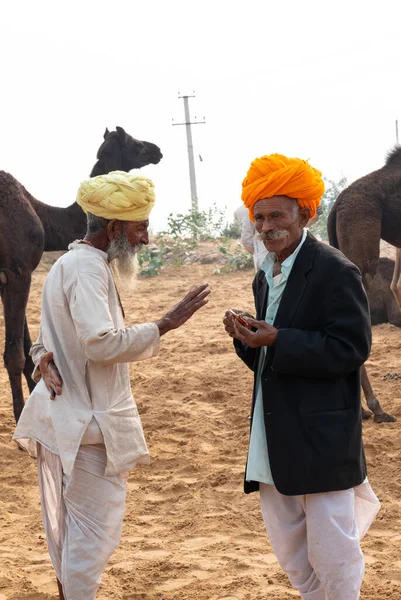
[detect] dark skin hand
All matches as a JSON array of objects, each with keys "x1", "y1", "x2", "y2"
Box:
[
  {"x1": 223, "y1": 308, "x2": 253, "y2": 337},
  {"x1": 156, "y1": 284, "x2": 210, "y2": 335},
  {"x1": 39, "y1": 284, "x2": 211, "y2": 397},
  {"x1": 40, "y1": 352, "x2": 63, "y2": 400},
  {"x1": 223, "y1": 310, "x2": 278, "y2": 348}
]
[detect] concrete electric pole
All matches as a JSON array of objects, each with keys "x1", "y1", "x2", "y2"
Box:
[{"x1": 172, "y1": 92, "x2": 205, "y2": 212}]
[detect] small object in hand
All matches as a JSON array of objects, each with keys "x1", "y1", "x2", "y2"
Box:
[{"x1": 228, "y1": 309, "x2": 250, "y2": 329}]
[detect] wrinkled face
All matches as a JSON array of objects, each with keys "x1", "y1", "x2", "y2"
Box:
[
  {"x1": 253, "y1": 196, "x2": 310, "y2": 254},
  {"x1": 107, "y1": 220, "x2": 150, "y2": 287},
  {"x1": 124, "y1": 220, "x2": 150, "y2": 248}
]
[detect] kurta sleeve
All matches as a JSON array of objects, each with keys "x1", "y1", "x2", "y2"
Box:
[
  {"x1": 29, "y1": 327, "x2": 48, "y2": 382},
  {"x1": 272, "y1": 265, "x2": 371, "y2": 379},
  {"x1": 235, "y1": 206, "x2": 255, "y2": 254},
  {"x1": 67, "y1": 269, "x2": 160, "y2": 365},
  {"x1": 240, "y1": 218, "x2": 256, "y2": 255}
]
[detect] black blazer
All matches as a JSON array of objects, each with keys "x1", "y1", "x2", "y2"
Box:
[{"x1": 234, "y1": 233, "x2": 371, "y2": 496}]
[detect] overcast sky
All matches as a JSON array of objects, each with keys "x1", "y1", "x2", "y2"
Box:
[{"x1": 1, "y1": 0, "x2": 400, "y2": 231}]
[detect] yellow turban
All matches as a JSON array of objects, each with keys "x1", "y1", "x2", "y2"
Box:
[
  {"x1": 241, "y1": 154, "x2": 324, "y2": 220},
  {"x1": 76, "y1": 170, "x2": 155, "y2": 221}
]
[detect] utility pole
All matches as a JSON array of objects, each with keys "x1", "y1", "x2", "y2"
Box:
[{"x1": 172, "y1": 92, "x2": 205, "y2": 212}]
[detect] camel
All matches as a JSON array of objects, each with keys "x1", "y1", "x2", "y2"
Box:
[
  {"x1": 327, "y1": 146, "x2": 401, "y2": 422},
  {"x1": 368, "y1": 258, "x2": 401, "y2": 327},
  {"x1": 0, "y1": 126, "x2": 162, "y2": 423}
]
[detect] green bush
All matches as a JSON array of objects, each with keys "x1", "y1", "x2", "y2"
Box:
[
  {"x1": 308, "y1": 177, "x2": 348, "y2": 241},
  {"x1": 138, "y1": 245, "x2": 165, "y2": 277},
  {"x1": 221, "y1": 214, "x2": 242, "y2": 239},
  {"x1": 138, "y1": 205, "x2": 245, "y2": 277},
  {"x1": 161, "y1": 203, "x2": 226, "y2": 241},
  {"x1": 217, "y1": 241, "x2": 254, "y2": 272}
]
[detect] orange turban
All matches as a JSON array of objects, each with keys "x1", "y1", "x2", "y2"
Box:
[{"x1": 241, "y1": 154, "x2": 325, "y2": 221}]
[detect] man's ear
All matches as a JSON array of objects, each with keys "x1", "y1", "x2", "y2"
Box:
[
  {"x1": 107, "y1": 219, "x2": 122, "y2": 240},
  {"x1": 299, "y1": 207, "x2": 311, "y2": 226}
]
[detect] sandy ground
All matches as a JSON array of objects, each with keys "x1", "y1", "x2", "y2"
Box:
[{"x1": 1, "y1": 253, "x2": 401, "y2": 600}]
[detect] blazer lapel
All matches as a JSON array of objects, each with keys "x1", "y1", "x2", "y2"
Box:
[
  {"x1": 256, "y1": 269, "x2": 269, "y2": 320},
  {"x1": 273, "y1": 233, "x2": 316, "y2": 330}
]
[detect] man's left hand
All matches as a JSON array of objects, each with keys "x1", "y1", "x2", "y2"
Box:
[{"x1": 233, "y1": 318, "x2": 278, "y2": 348}]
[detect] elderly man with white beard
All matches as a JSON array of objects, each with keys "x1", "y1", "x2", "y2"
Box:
[{"x1": 13, "y1": 170, "x2": 210, "y2": 600}]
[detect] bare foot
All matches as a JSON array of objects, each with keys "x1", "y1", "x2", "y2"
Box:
[
  {"x1": 373, "y1": 412, "x2": 397, "y2": 423},
  {"x1": 362, "y1": 408, "x2": 372, "y2": 420},
  {"x1": 365, "y1": 393, "x2": 395, "y2": 423}
]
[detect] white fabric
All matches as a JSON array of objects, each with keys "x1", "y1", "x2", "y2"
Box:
[
  {"x1": 37, "y1": 442, "x2": 127, "y2": 600},
  {"x1": 246, "y1": 231, "x2": 307, "y2": 484},
  {"x1": 14, "y1": 242, "x2": 160, "y2": 476},
  {"x1": 260, "y1": 482, "x2": 380, "y2": 600},
  {"x1": 234, "y1": 205, "x2": 267, "y2": 271}
]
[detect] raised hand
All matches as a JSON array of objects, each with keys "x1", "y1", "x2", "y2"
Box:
[
  {"x1": 156, "y1": 284, "x2": 211, "y2": 336},
  {"x1": 39, "y1": 352, "x2": 63, "y2": 400}
]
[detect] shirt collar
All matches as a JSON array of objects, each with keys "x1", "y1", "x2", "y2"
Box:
[
  {"x1": 261, "y1": 229, "x2": 307, "y2": 276},
  {"x1": 68, "y1": 240, "x2": 109, "y2": 262}
]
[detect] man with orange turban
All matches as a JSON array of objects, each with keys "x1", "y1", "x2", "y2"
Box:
[
  {"x1": 14, "y1": 171, "x2": 210, "y2": 600},
  {"x1": 223, "y1": 154, "x2": 380, "y2": 599}
]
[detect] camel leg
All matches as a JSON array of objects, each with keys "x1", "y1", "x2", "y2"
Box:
[
  {"x1": 390, "y1": 247, "x2": 401, "y2": 311},
  {"x1": 361, "y1": 364, "x2": 396, "y2": 423},
  {"x1": 23, "y1": 318, "x2": 36, "y2": 393},
  {"x1": 2, "y1": 275, "x2": 32, "y2": 422}
]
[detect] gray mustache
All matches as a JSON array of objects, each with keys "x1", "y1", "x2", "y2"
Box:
[
  {"x1": 258, "y1": 229, "x2": 289, "y2": 241},
  {"x1": 133, "y1": 243, "x2": 144, "y2": 254}
]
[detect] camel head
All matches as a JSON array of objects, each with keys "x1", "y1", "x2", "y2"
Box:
[{"x1": 90, "y1": 126, "x2": 163, "y2": 177}]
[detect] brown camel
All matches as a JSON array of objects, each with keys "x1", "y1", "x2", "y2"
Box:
[
  {"x1": 327, "y1": 146, "x2": 401, "y2": 422},
  {"x1": 0, "y1": 126, "x2": 162, "y2": 422},
  {"x1": 368, "y1": 258, "x2": 401, "y2": 327}
]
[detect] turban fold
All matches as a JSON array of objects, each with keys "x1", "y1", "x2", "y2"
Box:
[
  {"x1": 76, "y1": 170, "x2": 155, "y2": 221},
  {"x1": 241, "y1": 154, "x2": 324, "y2": 220}
]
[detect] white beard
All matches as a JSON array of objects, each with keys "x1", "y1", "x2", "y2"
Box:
[{"x1": 108, "y1": 235, "x2": 141, "y2": 292}]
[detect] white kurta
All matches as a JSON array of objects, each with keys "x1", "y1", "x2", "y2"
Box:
[
  {"x1": 13, "y1": 241, "x2": 160, "y2": 476},
  {"x1": 234, "y1": 205, "x2": 268, "y2": 271}
]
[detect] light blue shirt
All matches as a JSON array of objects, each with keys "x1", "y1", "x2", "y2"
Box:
[{"x1": 246, "y1": 230, "x2": 307, "y2": 485}]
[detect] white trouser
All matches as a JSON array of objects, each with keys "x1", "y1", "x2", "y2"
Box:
[
  {"x1": 260, "y1": 483, "x2": 380, "y2": 600},
  {"x1": 37, "y1": 443, "x2": 127, "y2": 600}
]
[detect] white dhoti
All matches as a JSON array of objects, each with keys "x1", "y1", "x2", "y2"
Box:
[
  {"x1": 260, "y1": 482, "x2": 380, "y2": 600},
  {"x1": 37, "y1": 443, "x2": 127, "y2": 600}
]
